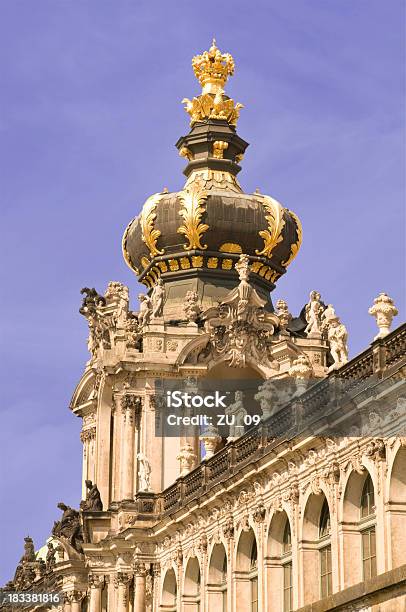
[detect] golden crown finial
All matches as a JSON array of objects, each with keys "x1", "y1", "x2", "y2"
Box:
[
  {"x1": 182, "y1": 42, "x2": 243, "y2": 127},
  {"x1": 191, "y1": 40, "x2": 235, "y2": 95}
]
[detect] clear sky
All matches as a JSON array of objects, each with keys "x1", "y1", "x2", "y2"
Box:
[{"x1": 0, "y1": 0, "x2": 404, "y2": 583}]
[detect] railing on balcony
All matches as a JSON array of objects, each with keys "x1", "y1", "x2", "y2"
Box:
[{"x1": 136, "y1": 323, "x2": 405, "y2": 517}]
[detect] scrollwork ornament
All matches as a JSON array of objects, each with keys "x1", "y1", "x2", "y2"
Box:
[
  {"x1": 140, "y1": 193, "x2": 164, "y2": 257},
  {"x1": 256, "y1": 195, "x2": 286, "y2": 258}
]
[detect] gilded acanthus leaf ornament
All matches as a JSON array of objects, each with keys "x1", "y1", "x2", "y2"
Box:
[
  {"x1": 256, "y1": 195, "x2": 286, "y2": 258},
  {"x1": 177, "y1": 179, "x2": 209, "y2": 250},
  {"x1": 140, "y1": 193, "x2": 164, "y2": 258},
  {"x1": 281, "y1": 210, "x2": 303, "y2": 268}
]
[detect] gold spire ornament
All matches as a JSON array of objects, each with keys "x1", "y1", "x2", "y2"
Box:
[
  {"x1": 182, "y1": 40, "x2": 244, "y2": 127},
  {"x1": 192, "y1": 38, "x2": 235, "y2": 95}
]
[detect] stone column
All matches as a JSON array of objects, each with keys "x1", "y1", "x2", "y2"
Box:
[
  {"x1": 133, "y1": 563, "x2": 147, "y2": 612},
  {"x1": 80, "y1": 430, "x2": 89, "y2": 500},
  {"x1": 63, "y1": 594, "x2": 71, "y2": 612},
  {"x1": 120, "y1": 395, "x2": 141, "y2": 500},
  {"x1": 89, "y1": 428, "x2": 96, "y2": 483},
  {"x1": 111, "y1": 395, "x2": 122, "y2": 502},
  {"x1": 89, "y1": 574, "x2": 103, "y2": 612},
  {"x1": 115, "y1": 572, "x2": 131, "y2": 612},
  {"x1": 80, "y1": 428, "x2": 96, "y2": 499},
  {"x1": 70, "y1": 592, "x2": 83, "y2": 612},
  {"x1": 152, "y1": 563, "x2": 161, "y2": 612}
]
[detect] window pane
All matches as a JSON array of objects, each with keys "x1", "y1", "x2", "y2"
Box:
[
  {"x1": 319, "y1": 499, "x2": 331, "y2": 537},
  {"x1": 283, "y1": 562, "x2": 293, "y2": 612},
  {"x1": 362, "y1": 531, "x2": 370, "y2": 556},
  {"x1": 362, "y1": 527, "x2": 377, "y2": 580},
  {"x1": 320, "y1": 545, "x2": 332, "y2": 598},
  {"x1": 222, "y1": 588, "x2": 227, "y2": 612},
  {"x1": 320, "y1": 549, "x2": 326, "y2": 573},
  {"x1": 370, "y1": 528, "x2": 376, "y2": 556},
  {"x1": 283, "y1": 520, "x2": 292, "y2": 553},
  {"x1": 361, "y1": 475, "x2": 375, "y2": 518},
  {"x1": 251, "y1": 576, "x2": 258, "y2": 612}
]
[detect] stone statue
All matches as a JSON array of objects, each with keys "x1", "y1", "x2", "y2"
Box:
[
  {"x1": 177, "y1": 443, "x2": 197, "y2": 477},
  {"x1": 326, "y1": 316, "x2": 349, "y2": 371},
  {"x1": 45, "y1": 542, "x2": 56, "y2": 572},
  {"x1": 226, "y1": 391, "x2": 247, "y2": 439},
  {"x1": 200, "y1": 424, "x2": 221, "y2": 458},
  {"x1": 52, "y1": 503, "x2": 83, "y2": 552},
  {"x1": 235, "y1": 253, "x2": 250, "y2": 282},
  {"x1": 138, "y1": 294, "x2": 152, "y2": 327},
  {"x1": 321, "y1": 304, "x2": 336, "y2": 331},
  {"x1": 105, "y1": 281, "x2": 129, "y2": 327},
  {"x1": 10, "y1": 536, "x2": 39, "y2": 590},
  {"x1": 276, "y1": 299, "x2": 292, "y2": 334},
  {"x1": 20, "y1": 536, "x2": 36, "y2": 563},
  {"x1": 151, "y1": 279, "x2": 165, "y2": 318},
  {"x1": 304, "y1": 291, "x2": 323, "y2": 336},
  {"x1": 183, "y1": 291, "x2": 201, "y2": 322},
  {"x1": 137, "y1": 452, "x2": 152, "y2": 491},
  {"x1": 125, "y1": 315, "x2": 142, "y2": 349},
  {"x1": 79, "y1": 287, "x2": 106, "y2": 317},
  {"x1": 255, "y1": 379, "x2": 277, "y2": 420},
  {"x1": 80, "y1": 480, "x2": 103, "y2": 511}
]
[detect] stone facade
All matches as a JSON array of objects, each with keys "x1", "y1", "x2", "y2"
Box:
[{"x1": 1, "y1": 42, "x2": 405, "y2": 612}]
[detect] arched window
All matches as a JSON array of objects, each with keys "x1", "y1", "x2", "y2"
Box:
[
  {"x1": 282, "y1": 520, "x2": 293, "y2": 612},
  {"x1": 388, "y1": 446, "x2": 406, "y2": 567},
  {"x1": 360, "y1": 475, "x2": 376, "y2": 580},
  {"x1": 319, "y1": 499, "x2": 332, "y2": 598},
  {"x1": 250, "y1": 539, "x2": 258, "y2": 612},
  {"x1": 183, "y1": 557, "x2": 201, "y2": 611},
  {"x1": 267, "y1": 510, "x2": 294, "y2": 611},
  {"x1": 236, "y1": 528, "x2": 258, "y2": 610},
  {"x1": 161, "y1": 568, "x2": 177, "y2": 611},
  {"x1": 208, "y1": 543, "x2": 227, "y2": 610}
]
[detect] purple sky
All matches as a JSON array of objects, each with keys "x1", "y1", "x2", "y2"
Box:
[{"x1": 0, "y1": 1, "x2": 404, "y2": 583}]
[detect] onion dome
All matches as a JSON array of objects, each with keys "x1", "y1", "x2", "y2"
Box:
[{"x1": 123, "y1": 41, "x2": 302, "y2": 312}]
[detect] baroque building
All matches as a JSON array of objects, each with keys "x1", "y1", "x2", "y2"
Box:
[{"x1": 2, "y1": 42, "x2": 406, "y2": 612}]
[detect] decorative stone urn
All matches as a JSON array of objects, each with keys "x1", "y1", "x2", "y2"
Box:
[{"x1": 368, "y1": 293, "x2": 398, "y2": 340}]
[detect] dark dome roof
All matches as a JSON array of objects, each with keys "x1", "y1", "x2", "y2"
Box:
[
  {"x1": 122, "y1": 169, "x2": 302, "y2": 291},
  {"x1": 122, "y1": 42, "x2": 302, "y2": 294}
]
